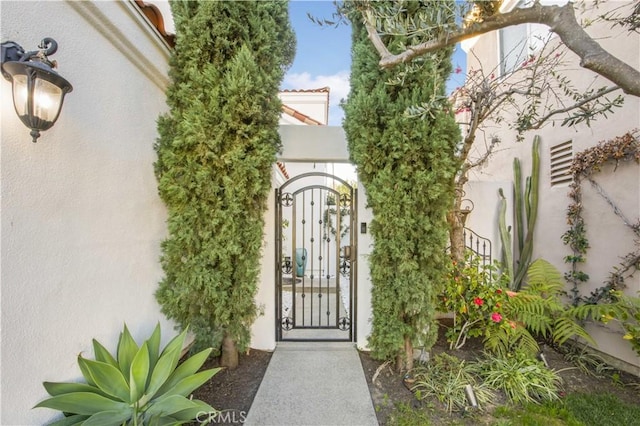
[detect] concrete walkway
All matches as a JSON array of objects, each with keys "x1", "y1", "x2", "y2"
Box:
[{"x1": 244, "y1": 342, "x2": 378, "y2": 426}]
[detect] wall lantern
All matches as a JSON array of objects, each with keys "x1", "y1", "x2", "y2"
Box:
[{"x1": 1, "y1": 38, "x2": 73, "y2": 143}]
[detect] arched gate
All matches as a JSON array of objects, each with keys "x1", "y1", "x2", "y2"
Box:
[{"x1": 275, "y1": 172, "x2": 357, "y2": 341}]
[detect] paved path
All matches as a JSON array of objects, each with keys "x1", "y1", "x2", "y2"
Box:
[{"x1": 244, "y1": 342, "x2": 378, "y2": 426}]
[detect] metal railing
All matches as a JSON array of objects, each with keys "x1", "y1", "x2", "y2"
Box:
[{"x1": 463, "y1": 227, "x2": 492, "y2": 269}]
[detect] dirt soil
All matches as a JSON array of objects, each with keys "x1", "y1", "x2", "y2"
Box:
[
  {"x1": 192, "y1": 322, "x2": 640, "y2": 425},
  {"x1": 190, "y1": 349, "x2": 272, "y2": 425}
]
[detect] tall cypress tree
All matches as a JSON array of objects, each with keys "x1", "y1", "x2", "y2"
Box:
[
  {"x1": 154, "y1": 1, "x2": 294, "y2": 367},
  {"x1": 343, "y1": 2, "x2": 460, "y2": 370}
]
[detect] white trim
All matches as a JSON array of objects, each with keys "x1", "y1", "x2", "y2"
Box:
[{"x1": 66, "y1": 0, "x2": 170, "y2": 90}]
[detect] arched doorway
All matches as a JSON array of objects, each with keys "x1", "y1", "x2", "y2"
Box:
[{"x1": 275, "y1": 172, "x2": 357, "y2": 341}]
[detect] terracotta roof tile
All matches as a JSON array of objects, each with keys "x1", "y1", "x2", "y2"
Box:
[
  {"x1": 135, "y1": 1, "x2": 175, "y2": 47},
  {"x1": 276, "y1": 161, "x2": 290, "y2": 179},
  {"x1": 281, "y1": 105, "x2": 324, "y2": 126},
  {"x1": 280, "y1": 87, "x2": 330, "y2": 93}
]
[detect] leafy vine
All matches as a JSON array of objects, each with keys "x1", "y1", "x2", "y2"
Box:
[{"x1": 563, "y1": 129, "x2": 640, "y2": 306}]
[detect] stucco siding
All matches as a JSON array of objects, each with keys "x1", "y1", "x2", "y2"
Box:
[{"x1": 1, "y1": 1, "x2": 173, "y2": 423}]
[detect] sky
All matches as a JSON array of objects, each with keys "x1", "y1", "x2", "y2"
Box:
[
  {"x1": 151, "y1": 0, "x2": 466, "y2": 127},
  {"x1": 283, "y1": 0, "x2": 467, "y2": 126}
]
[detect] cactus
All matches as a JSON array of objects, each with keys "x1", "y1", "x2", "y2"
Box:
[
  {"x1": 498, "y1": 136, "x2": 540, "y2": 290},
  {"x1": 498, "y1": 188, "x2": 514, "y2": 282}
]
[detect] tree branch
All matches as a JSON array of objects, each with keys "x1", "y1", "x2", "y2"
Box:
[
  {"x1": 527, "y1": 85, "x2": 621, "y2": 130},
  {"x1": 363, "y1": 2, "x2": 640, "y2": 97}
]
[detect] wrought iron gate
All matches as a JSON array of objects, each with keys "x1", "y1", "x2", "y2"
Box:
[{"x1": 276, "y1": 172, "x2": 357, "y2": 341}]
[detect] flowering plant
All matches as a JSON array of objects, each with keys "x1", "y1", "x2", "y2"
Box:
[
  {"x1": 438, "y1": 253, "x2": 513, "y2": 350},
  {"x1": 440, "y1": 257, "x2": 597, "y2": 357}
]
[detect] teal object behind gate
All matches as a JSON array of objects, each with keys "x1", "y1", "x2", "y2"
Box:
[{"x1": 295, "y1": 248, "x2": 307, "y2": 277}]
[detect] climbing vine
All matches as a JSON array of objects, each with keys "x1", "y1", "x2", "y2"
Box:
[
  {"x1": 562, "y1": 129, "x2": 640, "y2": 355},
  {"x1": 563, "y1": 129, "x2": 640, "y2": 305}
]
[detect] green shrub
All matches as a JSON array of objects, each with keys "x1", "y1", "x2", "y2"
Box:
[
  {"x1": 34, "y1": 324, "x2": 219, "y2": 425},
  {"x1": 343, "y1": 2, "x2": 460, "y2": 369},
  {"x1": 561, "y1": 343, "x2": 614, "y2": 377},
  {"x1": 474, "y1": 353, "x2": 562, "y2": 405},
  {"x1": 412, "y1": 353, "x2": 495, "y2": 413}
]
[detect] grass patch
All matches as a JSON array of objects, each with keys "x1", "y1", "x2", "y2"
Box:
[
  {"x1": 492, "y1": 401, "x2": 582, "y2": 425},
  {"x1": 564, "y1": 392, "x2": 640, "y2": 426},
  {"x1": 388, "y1": 402, "x2": 433, "y2": 426},
  {"x1": 491, "y1": 392, "x2": 640, "y2": 426}
]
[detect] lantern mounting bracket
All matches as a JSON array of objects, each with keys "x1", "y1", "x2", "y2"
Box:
[{"x1": 1, "y1": 41, "x2": 24, "y2": 79}]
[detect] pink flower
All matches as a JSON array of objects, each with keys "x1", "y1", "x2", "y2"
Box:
[
  {"x1": 491, "y1": 312, "x2": 503, "y2": 323},
  {"x1": 473, "y1": 297, "x2": 484, "y2": 306},
  {"x1": 455, "y1": 66, "x2": 463, "y2": 74},
  {"x1": 506, "y1": 290, "x2": 518, "y2": 298}
]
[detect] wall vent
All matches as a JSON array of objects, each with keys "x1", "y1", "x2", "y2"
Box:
[{"x1": 550, "y1": 140, "x2": 573, "y2": 186}]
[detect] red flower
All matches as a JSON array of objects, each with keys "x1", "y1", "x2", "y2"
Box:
[
  {"x1": 496, "y1": 289, "x2": 503, "y2": 294},
  {"x1": 491, "y1": 312, "x2": 503, "y2": 323},
  {"x1": 473, "y1": 297, "x2": 484, "y2": 306}
]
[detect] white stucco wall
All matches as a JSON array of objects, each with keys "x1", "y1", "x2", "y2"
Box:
[
  {"x1": 278, "y1": 126, "x2": 350, "y2": 162},
  {"x1": 1, "y1": 1, "x2": 174, "y2": 423},
  {"x1": 462, "y1": 0, "x2": 640, "y2": 372},
  {"x1": 356, "y1": 182, "x2": 374, "y2": 350}
]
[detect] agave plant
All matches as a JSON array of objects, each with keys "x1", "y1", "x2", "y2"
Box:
[{"x1": 35, "y1": 323, "x2": 219, "y2": 425}]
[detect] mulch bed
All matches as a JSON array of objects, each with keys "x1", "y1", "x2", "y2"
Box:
[{"x1": 190, "y1": 320, "x2": 640, "y2": 425}]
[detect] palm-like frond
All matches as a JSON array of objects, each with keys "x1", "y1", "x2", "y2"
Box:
[
  {"x1": 525, "y1": 258, "x2": 565, "y2": 296},
  {"x1": 483, "y1": 326, "x2": 540, "y2": 358}
]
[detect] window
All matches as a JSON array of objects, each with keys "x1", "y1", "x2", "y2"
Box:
[
  {"x1": 498, "y1": 1, "x2": 556, "y2": 76},
  {"x1": 550, "y1": 140, "x2": 573, "y2": 186},
  {"x1": 499, "y1": 24, "x2": 529, "y2": 76}
]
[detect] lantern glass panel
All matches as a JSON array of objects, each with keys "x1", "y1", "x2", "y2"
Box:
[
  {"x1": 11, "y1": 74, "x2": 28, "y2": 116},
  {"x1": 33, "y1": 77, "x2": 63, "y2": 122}
]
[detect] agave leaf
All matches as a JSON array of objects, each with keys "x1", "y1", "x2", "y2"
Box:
[
  {"x1": 78, "y1": 355, "x2": 97, "y2": 387},
  {"x1": 145, "y1": 328, "x2": 188, "y2": 399},
  {"x1": 171, "y1": 401, "x2": 218, "y2": 421},
  {"x1": 80, "y1": 408, "x2": 133, "y2": 426},
  {"x1": 48, "y1": 414, "x2": 90, "y2": 426},
  {"x1": 78, "y1": 357, "x2": 130, "y2": 402},
  {"x1": 130, "y1": 342, "x2": 150, "y2": 402},
  {"x1": 144, "y1": 394, "x2": 201, "y2": 418},
  {"x1": 33, "y1": 392, "x2": 129, "y2": 415},
  {"x1": 43, "y1": 382, "x2": 109, "y2": 398},
  {"x1": 161, "y1": 369, "x2": 219, "y2": 399},
  {"x1": 147, "y1": 323, "x2": 162, "y2": 372},
  {"x1": 92, "y1": 339, "x2": 118, "y2": 368},
  {"x1": 155, "y1": 348, "x2": 213, "y2": 396},
  {"x1": 117, "y1": 324, "x2": 139, "y2": 383},
  {"x1": 145, "y1": 415, "x2": 185, "y2": 426}
]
